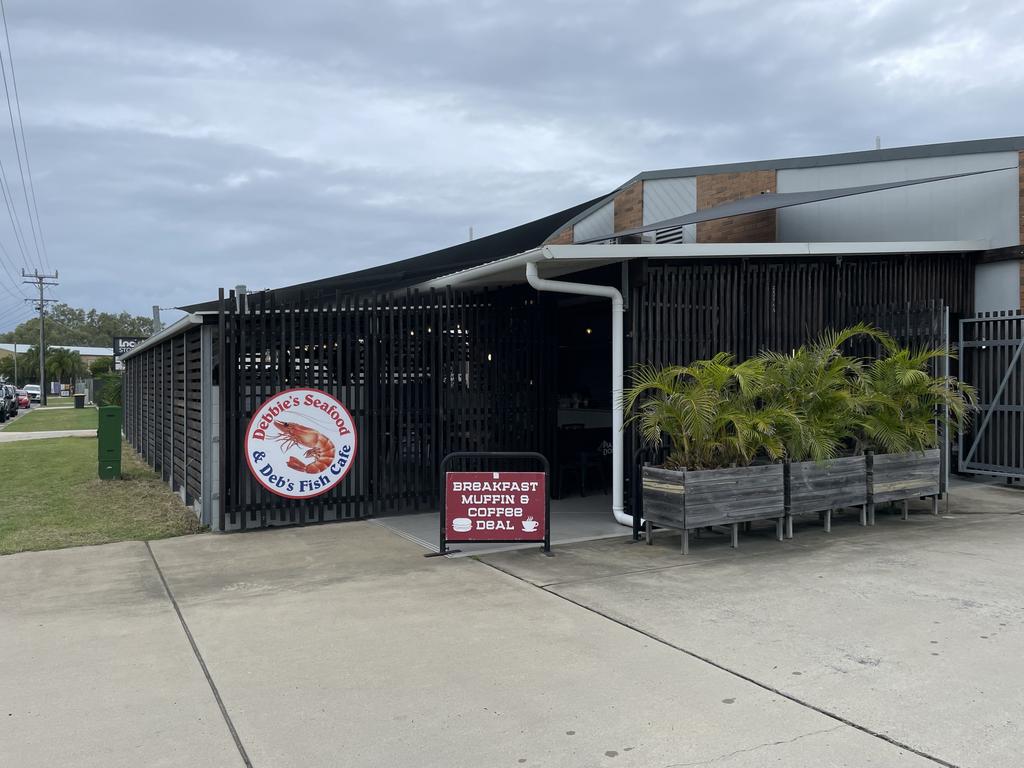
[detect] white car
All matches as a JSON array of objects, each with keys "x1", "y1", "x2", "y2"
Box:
[{"x1": 22, "y1": 384, "x2": 41, "y2": 402}]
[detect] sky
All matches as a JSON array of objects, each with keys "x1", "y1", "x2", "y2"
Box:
[{"x1": 0, "y1": 0, "x2": 1021, "y2": 332}]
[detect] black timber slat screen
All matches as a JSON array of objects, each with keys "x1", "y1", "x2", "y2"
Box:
[
  {"x1": 627, "y1": 253, "x2": 971, "y2": 511},
  {"x1": 122, "y1": 326, "x2": 204, "y2": 509},
  {"x1": 631, "y1": 254, "x2": 971, "y2": 367},
  {"x1": 217, "y1": 286, "x2": 553, "y2": 531},
  {"x1": 959, "y1": 311, "x2": 1024, "y2": 480}
]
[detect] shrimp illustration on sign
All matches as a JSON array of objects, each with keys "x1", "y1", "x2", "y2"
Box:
[{"x1": 273, "y1": 421, "x2": 336, "y2": 473}]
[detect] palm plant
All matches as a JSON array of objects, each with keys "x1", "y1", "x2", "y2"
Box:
[
  {"x1": 625, "y1": 323, "x2": 975, "y2": 470},
  {"x1": 756, "y1": 323, "x2": 887, "y2": 462},
  {"x1": 853, "y1": 344, "x2": 975, "y2": 454},
  {"x1": 46, "y1": 348, "x2": 86, "y2": 385},
  {"x1": 624, "y1": 352, "x2": 798, "y2": 470}
]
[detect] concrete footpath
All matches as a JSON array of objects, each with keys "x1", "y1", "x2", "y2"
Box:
[
  {"x1": 483, "y1": 481, "x2": 1024, "y2": 768},
  {"x1": 2, "y1": 479, "x2": 1023, "y2": 767},
  {"x1": 0, "y1": 428, "x2": 96, "y2": 442}
]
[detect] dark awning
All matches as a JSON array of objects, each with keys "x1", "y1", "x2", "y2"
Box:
[
  {"x1": 179, "y1": 195, "x2": 604, "y2": 312},
  {"x1": 577, "y1": 167, "x2": 1016, "y2": 244}
]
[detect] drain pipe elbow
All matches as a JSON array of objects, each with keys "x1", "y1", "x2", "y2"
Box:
[{"x1": 526, "y1": 260, "x2": 630, "y2": 527}]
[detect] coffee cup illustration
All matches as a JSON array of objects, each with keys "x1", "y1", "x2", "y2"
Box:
[{"x1": 521, "y1": 516, "x2": 539, "y2": 533}]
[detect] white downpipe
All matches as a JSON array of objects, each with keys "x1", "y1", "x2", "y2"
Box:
[{"x1": 525, "y1": 260, "x2": 630, "y2": 527}]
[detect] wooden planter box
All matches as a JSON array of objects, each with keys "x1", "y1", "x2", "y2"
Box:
[
  {"x1": 784, "y1": 455, "x2": 868, "y2": 537},
  {"x1": 642, "y1": 463, "x2": 785, "y2": 554},
  {"x1": 867, "y1": 449, "x2": 941, "y2": 522}
]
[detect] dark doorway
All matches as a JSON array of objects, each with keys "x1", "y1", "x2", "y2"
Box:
[{"x1": 553, "y1": 296, "x2": 613, "y2": 499}]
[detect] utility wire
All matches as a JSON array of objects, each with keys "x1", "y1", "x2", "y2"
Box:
[
  {"x1": 0, "y1": 274, "x2": 23, "y2": 302},
  {"x1": 0, "y1": 301, "x2": 30, "y2": 324},
  {"x1": 0, "y1": 296, "x2": 27, "y2": 315},
  {"x1": 0, "y1": 239, "x2": 26, "y2": 301},
  {"x1": 0, "y1": 228, "x2": 25, "y2": 284},
  {"x1": 0, "y1": 152, "x2": 29, "y2": 269},
  {"x1": 0, "y1": 1, "x2": 44, "y2": 271},
  {"x1": 0, "y1": 294, "x2": 25, "y2": 313}
]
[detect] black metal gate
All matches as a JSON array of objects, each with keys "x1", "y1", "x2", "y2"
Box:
[
  {"x1": 958, "y1": 311, "x2": 1024, "y2": 481},
  {"x1": 216, "y1": 286, "x2": 555, "y2": 530}
]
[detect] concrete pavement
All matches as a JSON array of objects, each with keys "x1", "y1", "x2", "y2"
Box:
[
  {"x1": 483, "y1": 482, "x2": 1024, "y2": 768},
  {"x1": 2, "y1": 478, "x2": 1022, "y2": 767},
  {"x1": 0, "y1": 542, "x2": 242, "y2": 767}
]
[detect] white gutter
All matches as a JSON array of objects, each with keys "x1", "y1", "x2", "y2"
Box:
[
  {"x1": 525, "y1": 253, "x2": 630, "y2": 527},
  {"x1": 419, "y1": 248, "x2": 544, "y2": 290},
  {"x1": 120, "y1": 313, "x2": 205, "y2": 362}
]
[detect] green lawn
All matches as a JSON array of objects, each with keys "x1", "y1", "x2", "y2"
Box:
[
  {"x1": 40, "y1": 395, "x2": 76, "y2": 408},
  {"x1": 2, "y1": 406, "x2": 98, "y2": 432},
  {"x1": 0, "y1": 438, "x2": 201, "y2": 555}
]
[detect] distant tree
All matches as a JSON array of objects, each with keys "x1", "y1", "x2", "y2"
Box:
[
  {"x1": 0, "y1": 303, "x2": 153, "y2": 346},
  {"x1": 0, "y1": 347, "x2": 40, "y2": 387},
  {"x1": 89, "y1": 356, "x2": 114, "y2": 376},
  {"x1": 46, "y1": 348, "x2": 87, "y2": 384}
]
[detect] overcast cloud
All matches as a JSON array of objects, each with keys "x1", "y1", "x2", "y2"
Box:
[{"x1": 0, "y1": 0, "x2": 1021, "y2": 331}]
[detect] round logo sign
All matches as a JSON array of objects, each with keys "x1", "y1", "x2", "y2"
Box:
[{"x1": 244, "y1": 388, "x2": 358, "y2": 499}]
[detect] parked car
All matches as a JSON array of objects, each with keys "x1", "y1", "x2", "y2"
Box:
[
  {"x1": 16, "y1": 389, "x2": 30, "y2": 409},
  {"x1": 22, "y1": 383, "x2": 40, "y2": 402},
  {"x1": 0, "y1": 384, "x2": 15, "y2": 421}
]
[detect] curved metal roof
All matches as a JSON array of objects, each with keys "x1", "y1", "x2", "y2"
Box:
[{"x1": 179, "y1": 196, "x2": 605, "y2": 312}]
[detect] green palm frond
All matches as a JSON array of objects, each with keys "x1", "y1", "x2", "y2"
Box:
[{"x1": 624, "y1": 325, "x2": 974, "y2": 468}]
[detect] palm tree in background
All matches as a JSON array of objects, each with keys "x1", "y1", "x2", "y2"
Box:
[{"x1": 45, "y1": 347, "x2": 86, "y2": 386}]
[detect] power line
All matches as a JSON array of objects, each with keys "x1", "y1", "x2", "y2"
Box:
[
  {"x1": 0, "y1": 247, "x2": 25, "y2": 300},
  {"x1": 0, "y1": 303, "x2": 29, "y2": 323},
  {"x1": 0, "y1": 229, "x2": 27, "y2": 299},
  {"x1": 0, "y1": 294, "x2": 26, "y2": 313},
  {"x1": 0, "y1": 0, "x2": 44, "y2": 271},
  {"x1": 0, "y1": 278, "x2": 23, "y2": 302},
  {"x1": 0, "y1": 267, "x2": 23, "y2": 301},
  {"x1": 0, "y1": 153, "x2": 29, "y2": 269},
  {"x1": 0, "y1": 303, "x2": 31, "y2": 328}
]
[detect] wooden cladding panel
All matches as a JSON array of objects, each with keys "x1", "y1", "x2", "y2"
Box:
[
  {"x1": 683, "y1": 464, "x2": 785, "y2": 526},
  {"x1": 787, "y1": 456, "x2": 868, "y2": 515},
  {"x1": 870, "y1": 449, "x2": 941, "y2": 503}
]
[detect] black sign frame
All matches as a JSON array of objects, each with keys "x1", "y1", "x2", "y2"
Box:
[{"x1": 427, "y1": 451, "x2": 551, "y2": 557}]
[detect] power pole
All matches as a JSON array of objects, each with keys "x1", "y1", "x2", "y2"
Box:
[{"x1": 22, "y1": 269, "x2": 58, "y2": 406}]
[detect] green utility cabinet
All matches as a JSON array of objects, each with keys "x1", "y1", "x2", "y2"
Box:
[{"x1": 98, "y1": 406, "x2": 122, "y2": 480}]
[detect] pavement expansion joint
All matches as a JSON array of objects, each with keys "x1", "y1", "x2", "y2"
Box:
[
  {"x1": 478, "y1": 556, "x2": 961, "y2": 768},
  {"x1": 144, "y1": 541, "x2": 254, "y2": 768}
]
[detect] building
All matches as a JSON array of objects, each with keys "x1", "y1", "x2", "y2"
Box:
[
  {"x1": 121, "y1": 136, "x2": 1024, "y2": 534},
  {"x1": 0, "y1": 343, "x2": 113, "y2": 367}
]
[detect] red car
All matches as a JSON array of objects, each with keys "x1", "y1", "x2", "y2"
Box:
[{"x1": 15, "y1": 390, "x2": 30, "y2": 409}]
